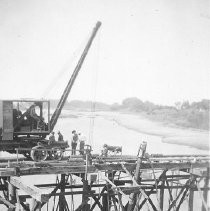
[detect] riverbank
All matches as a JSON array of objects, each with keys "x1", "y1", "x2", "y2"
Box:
[
  {"x1": 60, "y1": 110, "x2": 209, "y2": 151},
  {"x1": 96, "y1": 111, "x2": 209, "y2": 151}
]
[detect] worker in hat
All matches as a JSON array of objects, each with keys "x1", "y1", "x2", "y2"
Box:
[
  {"x1": 48, "y1": 131, "x2": 55, "y2": 145},
  {"x1": 78, "y1": 133, "x2": 87, "y2": 155},
  {"x1": 71, "y1": 130, "x2": 78, "y2": 155},
  {"x1": 57, "y1": 131, "x2": 64, "y2": 142}
]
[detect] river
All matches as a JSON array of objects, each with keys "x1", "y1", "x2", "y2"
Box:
[{"x1": 55, "y1": 111, "x2": 207, "y2": 155}]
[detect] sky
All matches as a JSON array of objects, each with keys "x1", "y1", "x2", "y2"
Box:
[{"x1": 0, "y1": 0, "x2": 209, "y2": 106}]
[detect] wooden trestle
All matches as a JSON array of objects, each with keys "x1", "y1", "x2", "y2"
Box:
[{"x1": 0, "y1": 146, "x2": 209, "y2": 211}]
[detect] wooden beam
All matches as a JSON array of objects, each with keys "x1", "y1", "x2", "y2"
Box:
[
  {"x1": 36, "y1": 183, "x2": 106, "y2": 189},
  {"x1": 167, "y1": 179, "x2": 190, "y2": 211},
  {"x1": 176, "y1": 187, "x2": 190, "y2": 210},
  {"x1": 20, "y1": 202, "x2": 30, "y2": 211},
  {"x1": 90, "y1": 186, "x2": 106, "y2": 211},
  {"x1": 19, "y1": 165, "x2": 96, "y2": 176},
  {"x1": 0, "y1": 161, "x2": 209, "y2": 177},
  {"x1": 95, "y1": 162, "x2": 209, "y2": 172},
  {"x1": 0, "y1": 168, "x2": 16, "y2": 177},
  {"x1": 0, "y1": 196, "x2": 16, "y2": 209},
  {"x1": 165, "y1": 180, "x2": 175, "y2": 209},
  {"x1": 10, "y1": 177, "x2": 50, "y2": 202},
  {"x1": 19, "y1": 190, "x2": 96, "y2": 201},
  {"x1": 138, "y1": 170, "x2": 167, "y2": 210},
  {"x1": 121, "y1": 163, "x2": 148, "y2": 198},
  {"x1": 99, "y1": 172, "x2": 128, "y2": 200}
]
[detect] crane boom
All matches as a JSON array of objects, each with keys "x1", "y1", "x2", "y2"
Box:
[{"x1": 50, "y1": 21, "x2": 101, "y2": 131}]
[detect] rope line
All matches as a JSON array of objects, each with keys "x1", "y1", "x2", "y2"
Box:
[
  {"x1": 88, "y1": 29, "x2": 100, "y2": 147},
  {"x1": 42, "y1": 34, "x2": 90, "y2": 99}
]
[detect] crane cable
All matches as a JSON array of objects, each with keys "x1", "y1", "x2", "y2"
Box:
[
  {"x1": 88, "y1": 29, "x2": 101, "y2": 147},
  {"x1": 41, "y1": 35, "x2": 90, "y2": 99}
]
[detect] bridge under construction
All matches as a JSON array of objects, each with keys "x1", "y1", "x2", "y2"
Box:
[
  {"x1": 0, "y1": 142, "x2": 209, "y2": 211},
  {"x1": 0, "y1": 20, "x2": 209, "y2": 211}
]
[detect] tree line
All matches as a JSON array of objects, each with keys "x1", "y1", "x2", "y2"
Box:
[
  {"x1": 50, "y1": 98, "x2": 209, "y2": 130},
  {"x1": 110, "y1": 98, "x2": 209, "y2": 130}
]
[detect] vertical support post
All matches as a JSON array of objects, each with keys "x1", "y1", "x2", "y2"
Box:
[
  {"x1": 58, "y1": 174, "x2": 67, "y2": 211},
  {"x1": 37, "y1": 202, "x2": 41, "y2": 211},
  {"x1": 159, "y1": 179, "x2": 165, "y2": 210},
  {"x1": 82, "y1": 178, "x2": 90, "y2": 211},
  {"x1": 82, "y1": 144, "x2": 92, "y2": 210},
  {"x1": 8, "y1": 180, "x2": 16, "y2": 206},
  {"x1": 127, "y1": 142, "x2": 147, "y2": 211},
  {"x1": 102, "y1": 171, "x2": 112, "y2": 211},
  {"x1": 188, "y1": 173, "x2": 195, "y2": 211},
  {"x1": 107, "y1": 171, "x2": 116, "y2": 211},
  {"x1": 202, "y1": 167, "x2": 209, "y2": 211},
  {"x1": 188, "y1": 188, "x2": 194, "y2": 211},
  {"x1": 7, "y1": 163, "x2": 16, "y2": 211},
  {"x1": 102, "y1": 193, "x2": 108, "y2": 211}
]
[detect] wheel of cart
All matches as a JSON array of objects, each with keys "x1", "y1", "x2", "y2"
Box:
[
  {"x1": 48, "y1": 147, "x2": 64, "y2": 160},
  {"x1": 30, "y1": 144, "x2": 48, "y2": 162}
]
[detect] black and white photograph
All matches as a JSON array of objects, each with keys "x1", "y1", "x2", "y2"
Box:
[{"x1": 0, "y1": 0, "x2": 209, "y2": 210}]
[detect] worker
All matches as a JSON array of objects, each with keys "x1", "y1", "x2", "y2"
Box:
[
  {"x1": 101, "y1": 144, "x2": 108, "y2": 156},
  {"x1": 57, "y1": 131, "x2": 64, "y2": 142},
  {"x1": 48, "y1": 131, "x2": 56, "y2": 145},
  {"x1": 29, "y1": 104, "x2": 43, "y2": 130},
  {"x1": 13, "y1": 109, "x2": 21, "y2": 126},
  {"x1": 71, "y1": 130, "x2": 78, "y2": 155},
  {"x1": 78, "y1": 133, "x2": 87, "y2": 155}
]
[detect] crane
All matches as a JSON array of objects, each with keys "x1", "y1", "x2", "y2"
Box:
[{"x1": 0, "y1": 21, "x2": 101, "y2": 160}]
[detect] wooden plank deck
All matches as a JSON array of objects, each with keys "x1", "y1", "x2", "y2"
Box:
[{"x1": 0, "y1": 160, "x2": 209, "y2": 177}]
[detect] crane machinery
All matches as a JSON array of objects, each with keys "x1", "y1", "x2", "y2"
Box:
[{"x1": 0, "y1": 21, "x2": 101, "y2": 161}]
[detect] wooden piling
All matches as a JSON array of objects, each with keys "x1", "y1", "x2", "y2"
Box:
[
  {"x1": 58, "y1": 174, "x2": 67, "y2": 211},
  {"x1": 159, "y1": 179, "x2": 165, "y2": 210},
  {"x1": 82, "y1": 179, "x2": 90, "y2": 211},
  {"x1": 127, "y1": 142, "x2": 147, "y2": 211},
  {"x1": 188, "y1": 188, "x2": 194, "y2": 211},
  {"x1": 202, "y1": 167, "x2": 209, "y2": 211},
  {"x1": 8, "y1": 178, "x2": 16, "y2": 211}
]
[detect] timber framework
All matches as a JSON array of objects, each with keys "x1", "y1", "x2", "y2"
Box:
[{"x1": 0, "y1": 142, "x2": 209, "y2": 211}]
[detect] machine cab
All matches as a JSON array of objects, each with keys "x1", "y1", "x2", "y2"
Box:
[{"x1": 0, "y1": 99, "x2": 50, "y2": 140}]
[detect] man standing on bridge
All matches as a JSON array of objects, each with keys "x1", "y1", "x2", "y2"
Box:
[
  {"x1": 48, "y1": 131, "x2": 56, "y2": 145},
  {"x1": 57, "y1": 131, "x2": 64, "y2": 142},
  {"x1": 78, "y1": 133, "x2": 86, "y2": 155},
  {"x1": 71, "y1": 130, "x2": 78, "y2": 155}
]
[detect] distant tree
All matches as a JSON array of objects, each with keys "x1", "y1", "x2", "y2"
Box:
[
  {"x1": 199, "y1": 99, "x2": 210, "y2": 110},
  {"x1": 110, "y1": 103, "x2": 121, "y2": 111},
  {"x1": 181, "y1": 101, "x2": 190, "y2": 110},
  {"x1": 191, "y1": 99, "x2": 210, "y2": 111},
  {"x1": 175, "y1": 101, "x2": 182, "y2": 110},
  {"x1": 122, "y1": 97, "x2": 144, "y2": 111},
  {"x1": 143, "y1": 101, "x2": 157, "y2": 113}
]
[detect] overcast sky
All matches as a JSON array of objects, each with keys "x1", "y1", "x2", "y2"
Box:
[{"x1": 0, "y1": 0, "x2": 209, "y2": 105}]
